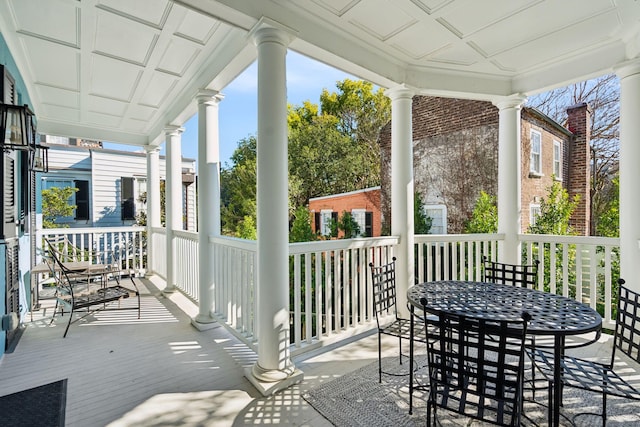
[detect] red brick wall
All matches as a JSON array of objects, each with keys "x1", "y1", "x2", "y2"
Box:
[
  {"x1": 309, "y1": 188, "x2": 381, "y2": 238},
  {"x1": 566, "y1": 103, "x2": 591, "y2": 235}
]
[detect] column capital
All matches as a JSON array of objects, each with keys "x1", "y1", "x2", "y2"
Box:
[
  {"x1": 196, "y1": 89, "x2": 225, "y2": 105},
  {"x1": 386, "y1": 84, "x2": 415, "y2": 101},
  {"x1": 615, "y1": 58, "x2": 640, "y2": 80},
  {"x1": 143, "y1": 144, "x2": 161, "y2": 154},
  {"x1": 164, "y1": 125, "x2": 185, "y2": 137},
  {"x1": 492, "y1": 94, "x2": 527, "y2": 111},
  {"x1": 250, "y1": 18, "x2": 296, "y2": 47}
]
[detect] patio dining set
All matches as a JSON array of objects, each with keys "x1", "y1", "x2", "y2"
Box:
[{"x1": 370, "y1": 257, "x2": 640, "y2": 427}]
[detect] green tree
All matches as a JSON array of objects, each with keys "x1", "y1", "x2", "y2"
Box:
[
  {"x1": 528, "y1": 179, "x2": 579, "y2": 235},
  {"x1": 290, "y1": 206, "x2": 317, "y2": 242},
  {"x1": 320, "y1": 79, "x2": 391, "y2": 188},
  {"x1": 464, "y1": 191, "x2": 498, "y2": 233},
  {"x1": 596, "y1": 175, "x2": 619, "y2": 237},
  {"x1": 221, "y1": 136, "x2": 257, "y2": 236},
  {"x1": 414, "y1": 193, "x2": 433, "y2": 234},
  {"x1": 42, "y1": 186, "x2": 78, "y2": 228},
  {"x1": 237, "y1": 215, "x2": 257, "y2": 240}
]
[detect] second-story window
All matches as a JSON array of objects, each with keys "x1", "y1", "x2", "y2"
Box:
[
  {"x1": 553, "y1": 140, "x2": 562, "y2": 179},
  {"x1": 530, "y1": 204, "x2": 541, "y2": 228},
  {"x1": 530, "y1": 130, "x2": 542, "y2": 175}
]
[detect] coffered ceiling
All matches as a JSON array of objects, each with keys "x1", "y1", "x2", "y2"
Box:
[{"x1": 1, "y1": 0, "x2": 638, "y2": 147}]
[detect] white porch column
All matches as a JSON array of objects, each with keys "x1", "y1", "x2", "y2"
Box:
[
  {"x1": 193, "y1": 90, "x2": 224, "y2": 329},
  {"x1": 164, "y1": 125, "x2": 184, "y2": 293},
  {"x1": 616, "y1": 60, "x2": 640, "y2": 289},
  {"x1": 494, "y1": 95, "x2": 526, "y2": 265},
  {"x1": 145, "y1": 145, "x2": 161, "y2": 276},
  {"x1": 245, "y1": 23, "x2": 302, "y2": 396},
  {"x1": 387, "y1": 85, "x2": 414, "y2": 317}
]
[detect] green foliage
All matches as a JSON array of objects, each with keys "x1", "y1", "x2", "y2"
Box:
[
  {"x1": 464, "y1": 191, "x2": 497, "y2": 233},
  {"x1": 290, "y1": 206, "x2": 317, "y2": 242},
  {"x1": 42, "y1": 186, "x2": 78, "y2": 228},
  {"x1": 221, "y1": 136, "x2": 257, "y2": 236},
  {"x1": 596, "y1": 175, "x2": 619, "y2": 237},
  {"x1": 221, "y1": 79, "x2": 390, "y2": 237},
  {"x1": 414, "y1": 193, "x2": 433, "y2": 234},
  {"x1": 237, "y1": 215, "x2": 257, "y2": 240},
  {"x1": 329, "y1": 211, "x2": 360, "y2": 239},
  {"x1": 528, "y1": 179, "x2": 579, "y2": 235}
]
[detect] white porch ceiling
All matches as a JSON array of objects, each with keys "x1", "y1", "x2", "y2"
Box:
[{"x1": 1, "y1": 0, "x2": 639, "y2": 147}]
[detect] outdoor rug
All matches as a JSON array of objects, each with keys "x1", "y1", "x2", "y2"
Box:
[
  {"x1": 302, "y1": 356, "x2": 640, "y2": 426},
  {"x1": 0, "y1": 379, "x2": 67, "y2": 427}
]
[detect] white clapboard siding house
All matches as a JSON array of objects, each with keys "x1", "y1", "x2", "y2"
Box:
[{"x1": 38, "y1": 138, "x2": 197, "y2": 231}]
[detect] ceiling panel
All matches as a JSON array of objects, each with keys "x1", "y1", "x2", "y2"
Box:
[
  {"x1": 97, "y1": 0, "x2": 172, "y2": 28},
  {"x1": 94, "y1": 10, "x2": 159, "y2": 66},
  {"x1": 21, "y1": 38, "x2": 79, "y2": 91},
  {"x1": 87, "y1": 95, "x2": 128, "y2": 116},
  {"x1": 89, "y1": 55, "x2": 142, "y2": 102},
  {"x1": 10, "y1": 0, "x2": 79, "y2": 47},
  {"x1": 156, "y1": 38, "x2": 200, "y2": 77},
  {"x1": 36, "y1": 86, "x2": 79, "y2": 109},
  {"x1": 346, "y1": 0, "x2": 417, "y2": 41},
  {"x1": 138, "y1": 72, "x2": 178, "y2": 108},
  {"x1": 387, "y1": 21, "x2": 461, "y2": 60},
  {"x1": 175, "y1": 9, "x2": 221, "y2": 45}
]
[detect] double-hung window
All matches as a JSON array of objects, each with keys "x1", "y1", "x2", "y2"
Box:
[
  {"x1": 530, "y1": 204, "x2": 541, "y2": 228},
  {"x1": 530, "y1": 130, "x2": 542, "y2": 175},
  {"x1": 553, "y1": 140, "x2": 562, "y2": 179},
  {"x1": 42, "y1": 178, "x2": 89, "y2": 223}
]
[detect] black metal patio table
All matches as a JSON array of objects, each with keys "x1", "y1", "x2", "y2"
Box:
[{"x1": 407, "y1": 280, "x2": 603, "y2": 427}]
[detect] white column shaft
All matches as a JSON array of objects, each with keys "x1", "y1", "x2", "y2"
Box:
[
  {"x1": 165, "y1": 126, "x2": 184, "y2": 291},
  {"x1": 617, "y1": 61, "x2": 640, "y2": 290},
  {"x1": 254, "y1": 27, "x2": 295, "y2": 379},
  {"x1": 388, "y1": 86, "x2": 414, "y2": 316},
  {"x1": 196, "y1": 91, "x2": 223, "y2": 323},
  {"x1": 495, "y1": 96, "x2": 526, "y2": 264},
  {"x1": 145, "y1": 147, "x2": 160, "y2": 275}
]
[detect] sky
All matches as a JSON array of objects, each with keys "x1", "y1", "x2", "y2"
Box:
[{"x1": 105, "y1": 51, "x2": 354, "y2": 168}]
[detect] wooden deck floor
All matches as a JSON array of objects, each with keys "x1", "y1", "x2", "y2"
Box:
[
  {"x1": 2, "y1": 275, "x2": 633, "y2": 426},
  {"x1": 0, "y1": 275, "x2": 392, "y2": 426}
]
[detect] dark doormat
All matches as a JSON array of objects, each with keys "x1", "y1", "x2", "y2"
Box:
[{"x1": 0, "y1": 379, "x2": 67, "y2": 427}]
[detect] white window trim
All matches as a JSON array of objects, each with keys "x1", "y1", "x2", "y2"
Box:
[
  {"x1": 530, "y1": 130, "x2": 542, "y2": 176},
  {"x1": 530, "y1": 203, "x2": 541, "y2": 228},
  {"x1": 41, "y1": 177, "x2": 77, "y2": 223},
  {"x1": 424, "y1": 204, "x2": 447, "y2": 235},
  {"x1": 553, "y1": 140, "x2": 562, "y2": 181},
  {"x1": 320, "y1": 209, "x2": 332, "y2": 237},
  {"x1": 351, "y1": 208, "x2": 366, "y2": 237}
]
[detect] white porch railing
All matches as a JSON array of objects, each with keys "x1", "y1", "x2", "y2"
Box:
[
  {"x1": 41, "y1": 227, "x2": 619, "y2": 349},
  {"x1": 37, "y1": 226, "x2": 146, "y2": 273}
]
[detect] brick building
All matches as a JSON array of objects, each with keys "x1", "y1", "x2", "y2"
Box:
[
  {"x1": 379, "y1": 96, "x2": 591, "y2": 235},
  {"x1": 308, "y1": 187, "x2": 381, "y2": 238}
]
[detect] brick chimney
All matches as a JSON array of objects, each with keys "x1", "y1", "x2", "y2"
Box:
[{"x1": 566, "y1": 103, "x2": 591, "y2": 236}]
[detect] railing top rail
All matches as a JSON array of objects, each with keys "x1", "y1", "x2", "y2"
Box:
[
  {"x1": 518, "y1": 233, "x2": 619, "y2": 246},
  {"x1": 414, "y1": 233, "x2": 505, "y2": 243},
  {"x1": 289, "y1": 236, "x2": 399, "y2": 254},
  {"x1": 210, "y1": 235, "x2": 258, "y2": 251},
  {"x1": 174, "y1": 230, "x2": 198, "y2": 240},
  {"x1": 38, "y1": 226, "x2": 145, "y2": 237}
]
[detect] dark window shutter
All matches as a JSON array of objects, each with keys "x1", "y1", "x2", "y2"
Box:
[
  {"x1": 4, "y1": 156, "x2": 15, "y2": 223},
  {"x1": 314, "y1": 212, "x2": 320, "y2": 233},
  {"x1": 365, "y1": 212, "x2": 373, "y2": 237},
  {"x1": 121, "y1": 177, "x2": 135, "y2": 220},
  {"x1": 74, "y1": 180, "x2": 90, "y2": 220},
  {"x1": 331, "y1": 211, "x2": 338, "y2": 237}
]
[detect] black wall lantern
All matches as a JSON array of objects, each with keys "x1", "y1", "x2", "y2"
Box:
[{"x1": 0, "y1": 103, "x2": 48, "y2": 172}]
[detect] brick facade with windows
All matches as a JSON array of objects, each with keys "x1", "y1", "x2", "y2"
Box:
[
  {"x1": 379, "y1": 96, "x2": 591, "y2": 235},
  {"x1": 308, "y1": 187, "x2": 381, "y2": 238}
]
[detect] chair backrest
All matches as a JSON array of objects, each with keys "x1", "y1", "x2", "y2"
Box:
[
  {"x1": 613, "y1": 279, "x2": 640, "y2": 365},
  {"x1": 369, "y1": 257, "x2": 398, "y2": 323},
  {"x1": 420, "y1": 298, "x2": 530, "y2": 427},
  {"x1": 45, "y1": 235, "x2": 87, "y2": 263},
  {"x1": 483, "y1": 256, "x2": 539, "y2": 288}
]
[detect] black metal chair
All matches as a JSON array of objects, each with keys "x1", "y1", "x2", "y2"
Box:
[
  {"x1": 483, "y1": 256, "x2": 539, "y2": 288},
  {"x1": 369, "y1": 257, "x2": 423, "y2": 382},
  {"x1": 420, "y1": 298, "x2": 531, "y2": 426},
  {"x1": 530, "y1": 278, "x2": 640, "y2": 427}
]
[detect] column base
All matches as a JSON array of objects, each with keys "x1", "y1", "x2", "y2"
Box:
[
  {"x1": 191, "y1": 315, "x2": 220, "y2": 331},
  {"x1": 244, "y1": 363, "x2": 304, "y2": 396},
  {"x1": 161, "y1": 286, "x2": 175, "y2": 296}
]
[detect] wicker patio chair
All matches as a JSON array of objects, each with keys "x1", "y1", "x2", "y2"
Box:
[
  {"x1": 529, "y1": 278, "x2": 640, "y2": 426},
  {"x1": 420, "y1": 298, "x2": 531, "y2": 426}
]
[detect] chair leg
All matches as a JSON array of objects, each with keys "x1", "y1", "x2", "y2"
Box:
[
  {"x1": 398, "y1": 334, "x2": 403, "y2": 365},
  {"x1": 378, "y1": 331, "x2": 382, "y2": 383},
  {"x1": 602, "y1": 392, "x2": 607, "y2": 427}
]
